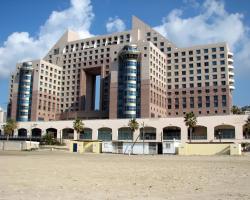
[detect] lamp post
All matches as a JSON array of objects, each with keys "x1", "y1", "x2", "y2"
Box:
[
  {"x1": 141, "y1": 122, "x2": 145, "y2": 155},
  {"x1": 60, "y1": 130, "x2": 62, "y2": 144},
  {"x1": 218, "y1": 131, "x2": 222, "y2": 143}
]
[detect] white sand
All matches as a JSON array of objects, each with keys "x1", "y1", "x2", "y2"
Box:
[{"x1": 0, "y1": 151, "x2": 250, "y2": 200}]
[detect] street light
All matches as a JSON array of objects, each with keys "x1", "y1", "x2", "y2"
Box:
[
  {"x1": 141, "y1": 122, "x2": 145, "y2": 155},
  {"x1": 218, "y1": 131, "x2": 222, "y2": 143}
]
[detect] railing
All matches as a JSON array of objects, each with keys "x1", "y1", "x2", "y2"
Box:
[
  {"x1": 244, "y1": 135, "x2": 250, "y2": 139},
  {"x1": 188, "y1": 135, "x2": 207, "y2": 140},
  {"x1": 163, "y1": 136, "x2": 181, "y2": 140},
  {"x1": 0, "y1": 135, "x2": 42, "y2": 141}
]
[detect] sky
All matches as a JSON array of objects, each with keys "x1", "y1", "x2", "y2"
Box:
[{"x1": 0, "y1": 0, "x2": 250, "y2": 111}]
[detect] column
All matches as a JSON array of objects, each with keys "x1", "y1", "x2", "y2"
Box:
[
  {"x1": 181, "y1": 126, "x2": 188, "y2": 142},
  {"x1": 207, "y1": 126, "x2": 214, "y2": 142},
  {"x1": 235, "y1": 125, "x2": 243, "y2": 140},
  {"x1": 112, "y1": 129, "x2": 118, "y2": 141},
  {"x1": 92, "y1": 128, "x2": 98, "y2": 140}
]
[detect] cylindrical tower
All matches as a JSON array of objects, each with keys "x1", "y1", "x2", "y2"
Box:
[
  {"x1": 16, "y1": 62, "x2": 33, "y2": 121},
  {"x1": 118, "y1": 45, "x2": 140, "y2": 119}
]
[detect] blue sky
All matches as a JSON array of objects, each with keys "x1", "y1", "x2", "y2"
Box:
[{"x1": 0, "y1": 0, "x2": 250, "y2": 110}]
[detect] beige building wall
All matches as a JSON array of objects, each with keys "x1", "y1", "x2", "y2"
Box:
[{"x1": 8, "y1": 114, "x2": 249, "y2": 144}]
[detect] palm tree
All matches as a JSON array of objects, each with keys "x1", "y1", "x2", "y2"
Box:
[
  {"x1": 231, "y1": 105, "x2": 243, "y2": 114},
  {"x1": 3, "y1": 119, "x2": 17, "y2": 140},
  {"x1": 128, "y1": 118, "x2": 139, "y2": 154},
  {"x1": 73, "y1": 118, "x2": 84, "y2": 140},
  {"x1": 184, "y1": 112, "x2": 197, "y2": 143},
  {"x1": 128, "y1": 118, "x2": 139, "y2": 133}
]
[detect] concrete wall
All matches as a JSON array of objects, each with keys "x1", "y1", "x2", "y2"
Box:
[
  {"x1": 0, "y1": 141, "x2": 39, "y2": 151},
  {"x1": 102, "y1": 142, "x2": 113, "y2": 153},
  {"x1": 70, "y1": 141, "x2": 101, "y2": 153},
  {"x1": 178, "y1": 143, "x2": 241, "y2": 155},
  {"x1": 163, "y1": 141, "x2": 180, "y2": 154}
]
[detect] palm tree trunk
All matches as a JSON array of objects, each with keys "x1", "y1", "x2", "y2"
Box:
[
  {"x1": 130, "y1": 131, "x2": 140, "y2": 155},
  {"x1": 189, "y1": 127, "x2": 192, "y2": 143}
]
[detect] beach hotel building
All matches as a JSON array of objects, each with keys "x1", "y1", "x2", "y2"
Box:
[
  {"x1": 8, "y1": 16, "x2": 235, "y2": 121},
  {"x1": 2, "y1": 16, "x2": 249, "y2": 152}
]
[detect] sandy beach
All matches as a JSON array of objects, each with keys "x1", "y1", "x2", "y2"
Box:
[{"x1": 0, "y1": 151, "x2": 250, "y2": 200}]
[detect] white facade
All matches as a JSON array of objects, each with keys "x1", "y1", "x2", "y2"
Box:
[{"x1": 163, "y1": 141, "x2": 181, "y2": 154}]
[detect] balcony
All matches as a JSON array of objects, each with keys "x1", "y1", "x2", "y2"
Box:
[
  {"x1": 228, "y1": 60, "x2": 233, "y2": 65},
  {"x1": 228, "y1": 65, "x2": 234, "y2": 70},
  {"x1": 228, "y1": 71, "x2": 234, "y2": 76},
  {"x1": 229, "y1": 85, "x2": 235, "y2": 90},
  {"x1": 229, "y1": 75, "x2": 234, "y2": 79}
]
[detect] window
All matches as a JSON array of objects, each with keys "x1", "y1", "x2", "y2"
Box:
[
  {"x1": 165, "y1": 143, "x2": 171, "y2": 149},
  {"x1": 220, "y1": 60, "x2": 225, "y2": 65},
  {"x1": 190, "y1": 97, "x2": 194, "y2": 108},
  {"x1": 214, "y1": 96, "x2": 218, "y2": 107},
  {"x1": 221, "y1": 81, "x2": 226, "y2": 85},
  {"x1": 198, "y1": 96, "x2": 202, "y2": 108},
  {"x1": 222, "y1": 95, "x2": 227, "y2": 107}
]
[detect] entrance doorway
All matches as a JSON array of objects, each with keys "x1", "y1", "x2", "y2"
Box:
[
  {"x1": 158, "y1": 143, "x2": 163, "y2": 154},
  {"x1": 73, "y1": 143, "x2": 78, "y2": 152}
]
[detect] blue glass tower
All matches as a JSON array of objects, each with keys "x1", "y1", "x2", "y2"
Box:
[
  {"x1": 16, "y1": 62, "x2": 33, "y2": 121},
  {"x1": 118, "y1": 45, "x2": 140, "y2": 118}
]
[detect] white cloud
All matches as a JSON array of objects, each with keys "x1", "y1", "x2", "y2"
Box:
[
  {"x1": 0, "y1": 0, "x2": 94, "y2": 78},
  {"x1": 155, "y1": 0, "x2": 250, "y2": 76},
  {"x1": 106, "y1": 17, "x2": 126, "y2": 33}
]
